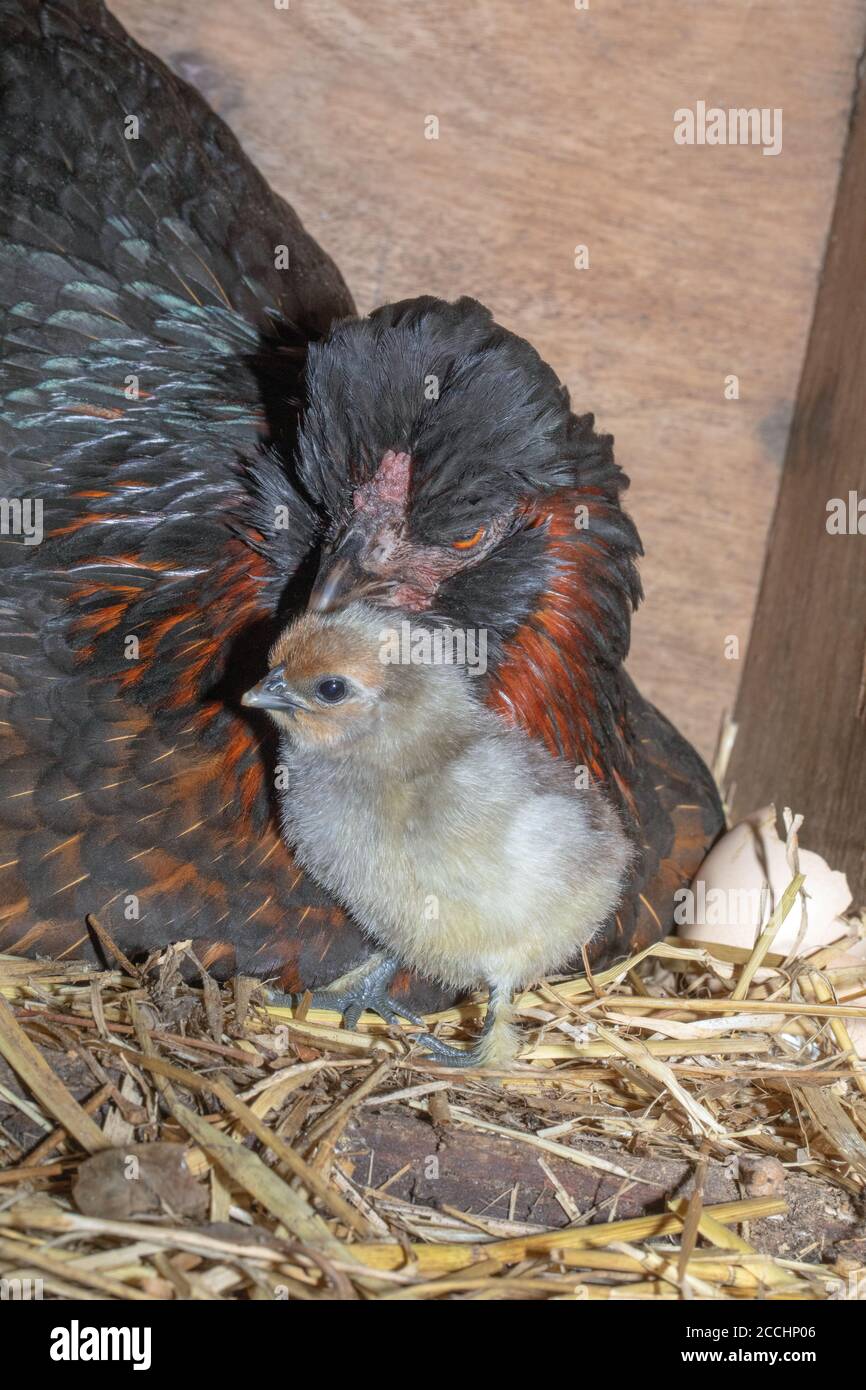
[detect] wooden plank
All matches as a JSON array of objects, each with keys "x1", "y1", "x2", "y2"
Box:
[
  {"x1": 729, "y1": 67, "x2": 866, "y2": 902},
  {"x1": 110, "y1": 0, "x2": 865, "y2": 760},
  {"x1": 343, "y1": 1109, "x2": 864, "y2": 1261}
]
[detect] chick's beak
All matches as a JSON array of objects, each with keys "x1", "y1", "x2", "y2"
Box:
[
  {"x1": 309, "y1": 527, "x2": 397, "y2": 613},
  {"x1": 242, "y1": 666, "x2": 304, "y2": 713}
]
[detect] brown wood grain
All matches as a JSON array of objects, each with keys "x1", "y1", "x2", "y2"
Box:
[
  {"x1": 110, "y1": 0, "x2": 865, "y2": 763},
  {"x1": 729, "y1": 66, "x2": 866, "y2": 901},
  {"x1": 344, "y1": 1108, "x2": 865, "y2": 1260}
]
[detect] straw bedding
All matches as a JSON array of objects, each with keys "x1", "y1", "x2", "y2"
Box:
[{"x1": 0, "y1": 882, "x2": 864, "y2": 1301}]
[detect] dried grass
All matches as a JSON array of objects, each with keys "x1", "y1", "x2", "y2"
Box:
[{"x1": 0, "y1": 888, "x2": 864, "y2": 1301}]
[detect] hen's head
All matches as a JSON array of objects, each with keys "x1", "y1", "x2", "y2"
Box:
[{"x1": 256, "y1": 296, "x2": 643, "y2": 775}]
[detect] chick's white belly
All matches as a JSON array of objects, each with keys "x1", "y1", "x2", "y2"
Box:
[
  {"x1": 376, "y1": 893, "x2": 578, "y2": 993},
  {"x1": 402, "y1": 870, "x2": 603, "y2": 991},
  {"x1": 288, "y1": 812, "x2": 531, "y2": 988},
  {"x1": 392, "y1": 798, "x2": 609, "y2": 990},
  {"x1": 283, "y1": 765, "x2": 614, "y2": 994},
  {"x1": 350, "y1": 832, "x2": 599, "y2": 994}
]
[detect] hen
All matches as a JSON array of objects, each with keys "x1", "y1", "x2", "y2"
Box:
[{"x1": 0, "y1": 0, "x2": 723, "y2": 1013}]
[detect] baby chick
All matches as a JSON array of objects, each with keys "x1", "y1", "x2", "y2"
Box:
[{"x1": 243, "y1": 603, "x2": 632, "y2": 1067}]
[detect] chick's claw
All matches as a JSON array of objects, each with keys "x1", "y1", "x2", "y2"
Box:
[
  {"x1": 416, "y1": 988, "x2": 508, "y2": 1068},
  {"x1": 265, "y1": 953, "x2": 425, "y2": 1032},
  {"x1": 415, "y1": 1032, "x2": 486, "y2": 1068},
  {"x1": 336, "y1": 990, "x2": 425, "y2": 1032}
]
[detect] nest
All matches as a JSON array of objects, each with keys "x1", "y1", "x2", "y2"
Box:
[{"x1": 1, "y1": 884, "x2": 865, "y2": 1302}]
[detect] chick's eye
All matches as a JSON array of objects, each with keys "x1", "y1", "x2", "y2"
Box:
[
  {"x1": 452, "y1": 526, "x2": 486, "y2": 551},
  {"x1": 315, "y1": 677, "x2": 348, "y2": 705}
]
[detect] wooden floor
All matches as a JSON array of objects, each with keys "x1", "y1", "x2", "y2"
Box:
[{"x1": 113, "y1": 0, "x2": 865, "y2": 764}]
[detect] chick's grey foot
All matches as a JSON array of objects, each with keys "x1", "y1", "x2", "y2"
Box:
[
  {"x1": 415, "y1": 1032, "x2": 487, "y2": 1068},
  {"x1": 265, "y1": 952, "x2": 425, "y2": 1031},
  {"x1": 416, "y1": 987, "x2": 500, "y2": 1068}
]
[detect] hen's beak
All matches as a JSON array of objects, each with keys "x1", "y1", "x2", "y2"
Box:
[
  {"x1": 242, "y1": 667, "x2": 305, "y2": 713},
  {"x1": 309, "y1": 528, "x2": 397, "y2": 613}
]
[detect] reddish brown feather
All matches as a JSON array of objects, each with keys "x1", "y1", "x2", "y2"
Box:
[{"x1": 489, "y1": 492, "x2": 617, "y2": 779}]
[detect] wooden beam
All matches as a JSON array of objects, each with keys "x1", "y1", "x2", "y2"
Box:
[{"x1": 729, "y1": 69, "x2": 866, "y2": 902}]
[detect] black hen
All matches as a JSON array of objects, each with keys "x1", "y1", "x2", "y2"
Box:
[{"x1": 0, "y1": 0, "x2": 723, "y2": 1010}]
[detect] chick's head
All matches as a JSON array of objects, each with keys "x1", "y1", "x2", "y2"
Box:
[{"x1": 241, "y1": 603, "x2": 411, "y2": 751}]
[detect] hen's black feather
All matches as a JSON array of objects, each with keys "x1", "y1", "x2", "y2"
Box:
[
  {"x1": 0, "y1": 0, "x2": 724, "y2": 1001},
  {"x1": 0, "y1": 0, "x2": 380, "y2": 992}
]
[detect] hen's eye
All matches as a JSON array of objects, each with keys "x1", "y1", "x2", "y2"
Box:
[
  {"x1": 452, "y1": 526, "x2": 486, "y2": 551},
  {"x1": 315, "y1": 678, "x2": 348, "y2": 704}
]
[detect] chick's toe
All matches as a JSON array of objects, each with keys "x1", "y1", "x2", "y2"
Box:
[{"x1": 265, "y1": 952, "x2": 425, "y2": 1032}]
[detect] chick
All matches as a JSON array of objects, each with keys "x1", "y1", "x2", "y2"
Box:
[{"x1": 242, "y1": 603, "x2": 632, "y2": 1067}]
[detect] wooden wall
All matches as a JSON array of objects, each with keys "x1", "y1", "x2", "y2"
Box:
[
  {"x1": 729, "y1": 65, "x2": 866, "y2": 901},
  {"x1": 112, "y1": 0, "x2": 865, "y2": 767}
]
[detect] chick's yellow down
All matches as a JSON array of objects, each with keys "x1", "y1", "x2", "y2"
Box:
[{"x1": 243, "y1": 603, "x2": 632, "y2": 1066}]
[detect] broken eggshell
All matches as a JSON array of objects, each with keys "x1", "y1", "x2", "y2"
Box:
[
  {"x1": 823, "y1": 949, "x2": 866, "y2": 1059},
  {"x1": 676, "y1": 805, "x2": 853, "y2": 954},
  {"x1": 677, "y1": 806, "x2": 865, "y2": 1058}
]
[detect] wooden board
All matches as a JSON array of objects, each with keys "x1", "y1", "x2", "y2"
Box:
[
  {"x1": 110, "y1": 0, "x2": 866, "y2": 763},
  {"x1": 344, "y1": 1107, "x2": 865, "y2": 1261},
  {"x1": 728, "y1": 66, "x2": 866, "y2": 902}
]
